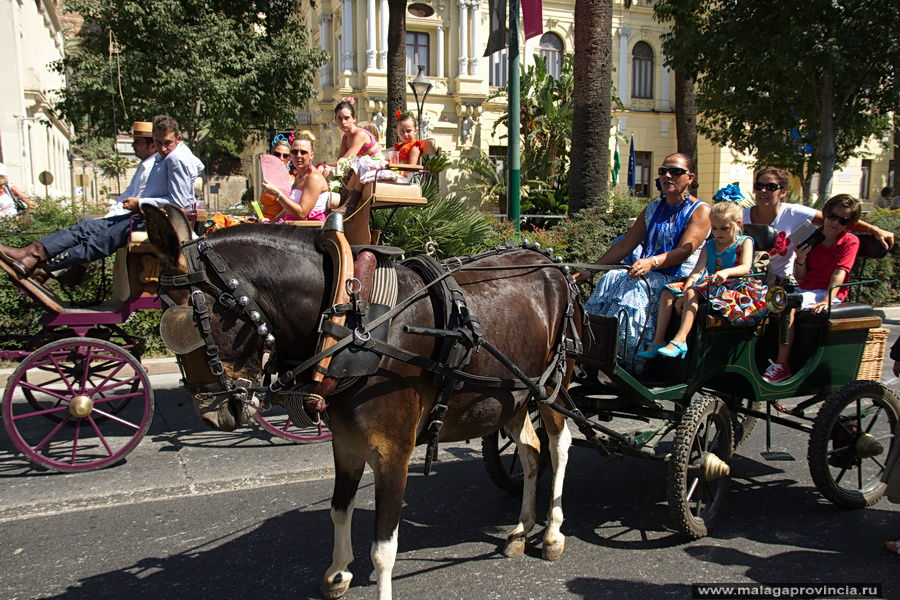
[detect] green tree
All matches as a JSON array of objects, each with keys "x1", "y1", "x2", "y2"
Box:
[
  {"x1": 567, "y1": 0, "x2": 613, "y2": 213},
  {"x1": 53, "y1": 0, "x2": 328, "y2": 156},
  {"x1": 663, "y1": 0, "x2": 900, "y2": 200}
]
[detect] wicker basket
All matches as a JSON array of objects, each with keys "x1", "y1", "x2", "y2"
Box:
[{"x1": 857, "y1": 327, "x2": 889, "y2": 381}]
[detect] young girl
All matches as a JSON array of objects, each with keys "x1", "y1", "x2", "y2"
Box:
[
  {"x1": 762, "y1": 194, "x2": 861, "y2": 383},
  {"x1": 393, "y1": 112, "x2": 425, "y2": 165},
  {"x1": 638, "y1": 201, "x2": 754, "y2": 359}
]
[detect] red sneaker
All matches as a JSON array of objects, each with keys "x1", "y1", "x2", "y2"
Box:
[{"x1": 763, "y1": 360, "x2": 791, "y2": 383}]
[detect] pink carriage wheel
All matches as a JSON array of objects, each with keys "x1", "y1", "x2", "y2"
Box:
[
  {"x1": 2, "y1": 338, "x2": 154, "y2": 472},
  {"x1": 253, "y1": 403, "x2": 332, "y2": 444}
]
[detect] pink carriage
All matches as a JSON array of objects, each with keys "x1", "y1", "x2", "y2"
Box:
[{"x1": 0, "y1": 217, "x2": 331, "y2": 472}]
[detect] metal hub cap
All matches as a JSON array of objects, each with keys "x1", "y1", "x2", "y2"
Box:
[
  {"x1": 855, "y1": 433, "x2": 884, "y2": 459},
  {"x1": 702, "y1": 452, "x2": 731, "y2": 481},
  {"x1": 68, "y1": 395, "x2": 94, "y2": 418}
]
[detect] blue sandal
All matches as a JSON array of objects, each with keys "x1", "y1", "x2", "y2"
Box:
[
  {"x1": 658, "y1": 340, "x2": 688, "y2": 358},
  {"x1": 636, "y1": 343, "x2": 664, "y2": 358}
]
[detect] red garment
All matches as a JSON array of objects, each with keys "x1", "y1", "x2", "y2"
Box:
[
  {"x1": 393, "y1": 139, "x2": 425, "y2": 164},
  {"x1": 797, "y1": 231, "x2": 859, "y2": 301}
]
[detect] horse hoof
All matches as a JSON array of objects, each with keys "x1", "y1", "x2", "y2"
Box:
[
  {"x1": 321, "y1": 577, "x2": 351, "y2": 599},
  {"x1": 542, "y1": 537, "x2": 565, "y2": 561},
  {"x1": 502, "y1": 535, "x2": 526, "y2": 558}
]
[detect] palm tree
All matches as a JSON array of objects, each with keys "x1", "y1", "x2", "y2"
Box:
[
  {"x1": 568, "y1": 0, "x2": 613, "y2": 212},
  {"x1": 386, "y1": 0, "x2": 408, "y2": 147}
]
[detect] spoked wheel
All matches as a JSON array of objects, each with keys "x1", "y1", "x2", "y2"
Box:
[
  {"x1": 667, "y1": 394, "x2": 734, "y2": 539},
  {"x1": 481, "y1": 408, "x2": 550, "y2": 493},
  {"x1": 253, "y1": 401, "x2": 332, "y2": 444},
  {"x1": 808, "y1": 380, "x2": 900, "y2": 508},
  {"x1": 2, "y1": 338, "x2": 154, "y2": 472}
]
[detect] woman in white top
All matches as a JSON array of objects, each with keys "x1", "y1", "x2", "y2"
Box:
[
  {"x1": 0, "y1": 164, "x2": 32, "y2": 219},
  {"x1": 742, "y1": 166, "x2": 893, "y2": 284},
  {"x1": 261, "y1": 131, "x2": 330, "y2": 222}
]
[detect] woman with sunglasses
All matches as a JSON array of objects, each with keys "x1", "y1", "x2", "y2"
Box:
[
  {"x1": 575, "y1": 153, "x2": 711, "y2": 370},
  {"x1": 762, "y1": 194, "x2": 862, "y2": 383},
  {"x1": 261, "y1": 130, "x2": 330, "y2": 222},
  {"x1": 743, "y1": 167, "x2": 893, "y2": 286}
]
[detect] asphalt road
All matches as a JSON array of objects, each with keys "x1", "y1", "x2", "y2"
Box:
[{"x1": 0, "y1": 315, "x2": 899, "y2": 600}]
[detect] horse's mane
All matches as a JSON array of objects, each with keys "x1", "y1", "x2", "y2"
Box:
[{"x1": 207, "y1": 223, "x2": 323, "y2": 257}]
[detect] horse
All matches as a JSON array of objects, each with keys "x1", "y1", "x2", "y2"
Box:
[{"x1": 144, "y1": 205, "x2": 577, "y2": 600}]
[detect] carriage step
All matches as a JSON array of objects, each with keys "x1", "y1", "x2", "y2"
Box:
[{"x1": 761, "y1": 450, "x2": 795, "y2": 461}]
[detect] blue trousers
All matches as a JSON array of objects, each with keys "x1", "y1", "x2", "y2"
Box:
[{"x1": 40, "y1": 213, "x2": 144, "y2": 270}]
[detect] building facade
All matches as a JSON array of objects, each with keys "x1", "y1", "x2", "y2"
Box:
[
  {"x1": 267, "y1": 0, "x2": 894, "y2": 210},
  {"x1": 0, "y1": 0, "x2": 72, "y2": 199}
]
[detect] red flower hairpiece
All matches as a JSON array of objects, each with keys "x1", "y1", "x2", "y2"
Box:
[
  {"x1": 395, "y1": 109, "x2": 403, "y2": 119},
  {"x1": 340, "y1": 96, "x2": 355, "y2": 105}
]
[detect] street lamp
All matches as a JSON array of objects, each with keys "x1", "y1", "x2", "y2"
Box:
[{"x1": 408, "y1": 65, "x2": 433, "y2": 125}]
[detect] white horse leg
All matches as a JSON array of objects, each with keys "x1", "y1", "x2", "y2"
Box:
[
  {"x1": 502, "y1": 408, "x2": 541, "y2": 558},
  {"x1": 541, "y1": 415, "x2": 571, "y2": 560},
  {"x1": 371, "y1": 525, "x2": 399, "y2": 600},
  {"x1": 321, "y1": 448, "x2": 365, "y2": 600}
]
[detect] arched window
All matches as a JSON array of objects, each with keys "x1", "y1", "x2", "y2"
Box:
[
  {"x1": 538, "y1": 32, "x2": 564, "y2": 79},
  {"x1": 632, "y1": 41, "x2": 654, "y2": 99}
]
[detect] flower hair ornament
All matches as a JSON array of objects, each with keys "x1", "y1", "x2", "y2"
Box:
[
  {"x1": 288, "y1": 130, "x2": 295, "y2": 144},
  {"x1": 271, "y1": 133, "x2": 289, "y2": 148},
  {"x1": 340, "y1": 96, "x2": 355, "y2": 105},
  {"x1": 395, "y1": 109, "x2": 404, "y2": 119},
  {"x1": 713, "y1": 183, "x2": 745, "y2": 203}
]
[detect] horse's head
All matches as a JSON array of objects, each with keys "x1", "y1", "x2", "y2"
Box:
[{"x1": 145, "y1": 206, "x2": 327, "y2": 431}]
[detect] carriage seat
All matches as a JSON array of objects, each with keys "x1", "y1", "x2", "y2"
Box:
[
  {"x1": 742, "y1": 223, "x2": 777, "y2": 252},
  {"x1": 128, "y1": 230, "x2": 156, "y2": 253},
  {"x1": 362, "y1": 164, "x2": 429, "y2": 210}
]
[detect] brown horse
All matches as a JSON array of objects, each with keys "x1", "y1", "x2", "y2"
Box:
[{"x1": 144, "y1": 205, "x2": 576, "y2": 600}]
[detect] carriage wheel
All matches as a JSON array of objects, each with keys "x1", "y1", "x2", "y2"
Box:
[
  {"x1": 667, "y1": 394, "x2": 734, "y2": 539},
  {"x1": 2, "y1": 338, "x2": 154, "y2": 472},
  {"x1": 253, "y1": 403, "x2": 332, "y2": 444},
  {"x1": 481, "y1": 408, "x2": 550, "y2": 494},
  {"x1": 807, "y1": 381, "x2": 900, "y2": 509}
]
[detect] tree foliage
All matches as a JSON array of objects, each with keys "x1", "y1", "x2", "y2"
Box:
[
  {"x1": 54, "y1": 0, "x2": 328, "y2": 156},
  {"x1": 660, "y1": 0, "x2": 900, "y2": 200}
]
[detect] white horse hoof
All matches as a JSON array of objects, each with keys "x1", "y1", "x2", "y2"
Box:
[
  {"x1": 542, "y1": 536, "x2": 565, "y2": 561},
  {"x1": 502, "y1": 535, "x2": 526, "y2": 558}
]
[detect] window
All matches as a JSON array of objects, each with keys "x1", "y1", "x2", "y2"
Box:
[
  {"x1": 538, "y1": 32, "x2": 564, "y2": 79},
  {"x1": 489, "y1": 48, "x2": 508, "y2": 87},
  {"x1": 634, "y1": 151, "x2": 652, "y2": 198},
  {"x1": 406, "y1": 32, "x2": 429, "y2": 75},
  {"x1": 632, "y1": 41, "x2": 654, "y2": 99},
  {"x1": 859, "y1": 159, "x2": 872, "y2": 200}
]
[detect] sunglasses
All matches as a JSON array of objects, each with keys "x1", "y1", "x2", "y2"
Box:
[
  {"x1": 273, "y1": 152, "x2": 290, "y2": 159},
  {"x1": 753, "y1": 182, "x2": 784, "y2": 192},
  {"x1": 826, "y1": 213, "x2": 851, "y2": 226},
  {"x1": 290, "y1": 148, "x2": 310, "y2": 156},
  {"x1": 657, "y1": 167, "x2": 692, "y2": 177}
]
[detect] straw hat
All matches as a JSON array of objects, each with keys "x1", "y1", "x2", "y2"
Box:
[{"x1": 132, "y1": 121, "x2": 153, "y2": 139}]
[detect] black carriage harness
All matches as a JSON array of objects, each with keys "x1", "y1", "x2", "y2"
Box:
[{"x1": 157, "y1": 234, "x2": 602, "y2": 471}]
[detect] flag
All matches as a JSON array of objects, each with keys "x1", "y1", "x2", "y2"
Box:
[
  {"x1": 484, "y1": 0, "x2": 507, "y2": 57},
  {"x1": 612, "y1": 141, "x2": 620, "y2": 186},
  {"x1": 627, "y1": 135, "x2": 635, "y2": 190},
  {"x1": 522, "y1": 0, "x2": 543, "y2": 40}
]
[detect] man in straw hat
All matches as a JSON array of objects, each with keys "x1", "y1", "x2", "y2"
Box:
[
  {"x1": 104, "y1": 121, "x2": 157, "y2": 217},
  {"x1": 0, "y1": 115, "x2": 203, "y2": 279}
]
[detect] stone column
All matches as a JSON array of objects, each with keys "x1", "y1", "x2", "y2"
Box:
[
  {"x1": 379, "y1": 0, "x2": 389, "y2": 70},
  {"x1": 366, "y1": 0, "x2": 377, "y2": 71},
  {"x1": 319, "y1": 12, "x2": 333, "y2": 86},
  {"x1": 468, "y1": 0, "x2": 480, "y2": 76},
  {"x1": 342, "y1": 0, "x2": 355, "y2": 73},
  {"x1": 661, "y1": 65, "x2": 671, "y2": 110},
  {"x1": 617, "y1": 28, "x2": 630, "y2": 102},
  {"x1": 458, "y1": 0, "x2": 469, "y2": 75},
  {"x1": 436, "y1": 25, "x2": 445, "y2": 78}
]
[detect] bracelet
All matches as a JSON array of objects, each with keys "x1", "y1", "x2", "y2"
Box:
[{"x1": 795, "y1": 262, "x2": 805, "y2": 267}]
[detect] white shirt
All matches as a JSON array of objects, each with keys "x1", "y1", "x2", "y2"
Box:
[
  {"x1": 105, "y1": 153, "x2": 158, "y2": 217},
  {"x1": 139, "y1": 143, "x2": 204, "y2": 210},
  {"x1": 743, "y1": 202, "x2": 817, "y2": 278}
]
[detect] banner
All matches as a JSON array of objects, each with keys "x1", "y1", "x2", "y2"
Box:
[
  {"x1": 627, "y1": 136, "x2": 635, "y2": 190},
  {"x1": 484, "y1": 0, "x2": 507, "y2": 56},
  {"x1": 522, "y1": 0, "x2": 543, "y2": 40}
]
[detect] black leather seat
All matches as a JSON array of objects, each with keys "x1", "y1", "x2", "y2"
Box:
[{"x1": 794, "y1": 302, "x2": 875, "y2": 323}]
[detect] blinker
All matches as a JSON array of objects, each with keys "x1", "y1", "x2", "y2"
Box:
[{"x1": 159, "y1": 306, "x2": 206, "y2": 354}]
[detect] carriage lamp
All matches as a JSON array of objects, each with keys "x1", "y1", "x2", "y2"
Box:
[
  {"x1": 408, "y1": 65, "x2": 433, "y2": 125},
  {"x1": 765, "y1": 286, "x2": 802, "y2": 314}
]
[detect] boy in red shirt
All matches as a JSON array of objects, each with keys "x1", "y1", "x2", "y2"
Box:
[{"x1": 763, "y1": 194, "x2": 861, "y2": 383}]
